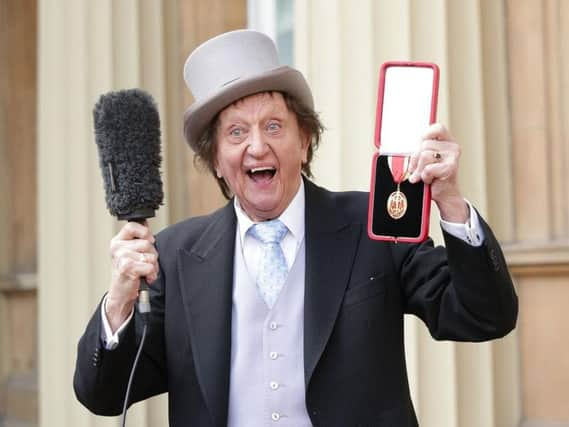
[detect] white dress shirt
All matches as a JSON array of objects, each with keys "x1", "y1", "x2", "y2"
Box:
[
  {"x1": 101, "y1": 182, "x2": 484, "y2": 348},
  {"x1": 234, "y1": 179, "x2": 306, "y2": 283}
]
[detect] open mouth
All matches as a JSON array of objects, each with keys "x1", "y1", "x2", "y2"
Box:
[{"x1": 247, "y1": 166, "x2": 277, "y2": 183}]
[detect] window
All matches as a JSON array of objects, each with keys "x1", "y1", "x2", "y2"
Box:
[{"x1": 247, "y1": 0, "x2": 294, "y2": 66}]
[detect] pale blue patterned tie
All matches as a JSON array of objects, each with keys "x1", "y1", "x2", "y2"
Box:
[{"x1": 249, "y1": 219, "x2": 289, "y2": 308}]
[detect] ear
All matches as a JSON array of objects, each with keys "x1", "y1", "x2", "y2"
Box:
[
  {"x1": 212, "y1": 154, "x2": 222, "y2": 178},
  {"x1": 300, "y1": 131, "x2": 310, "y2": 164},
  {"x1": 213, "y1": 162, "x2": 222, "y2": 178}
]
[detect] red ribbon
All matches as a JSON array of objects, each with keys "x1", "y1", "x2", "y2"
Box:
[{"x1": 388, "y1": 156, "x2": 408, "y2": 184}]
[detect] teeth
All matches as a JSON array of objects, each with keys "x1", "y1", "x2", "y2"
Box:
[{"x1": 250, "y1": 167, "x2": 275, "y2": 173}]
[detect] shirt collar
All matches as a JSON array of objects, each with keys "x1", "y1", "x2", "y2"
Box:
[{"x1": 234, "y1": 179, "x2": 306, "y2": 245}]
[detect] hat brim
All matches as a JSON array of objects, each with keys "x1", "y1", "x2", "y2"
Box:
[{"x1": 183, "y1": 66, "x2": 314, "y2": 152}]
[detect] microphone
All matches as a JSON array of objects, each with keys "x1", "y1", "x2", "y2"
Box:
[{"x1": 93, "y1": 88, "x2": 164, "y2": 318}]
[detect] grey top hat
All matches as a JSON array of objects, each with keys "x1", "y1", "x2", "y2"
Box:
[{"x1": 183, "y1": 29, "x2": 314, "y2": 152}]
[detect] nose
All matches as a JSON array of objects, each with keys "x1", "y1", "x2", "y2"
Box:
[{"x1": 247, "y1": 128, "x2": 269, "y2": 157}]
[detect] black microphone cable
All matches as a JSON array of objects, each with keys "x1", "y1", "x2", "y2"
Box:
[
  {"x1": 119, "y1": 220, "x2": 153, "y2": 427},
  {"x1": 120, "y1": 302, "x2": 149, "y2": 427}
]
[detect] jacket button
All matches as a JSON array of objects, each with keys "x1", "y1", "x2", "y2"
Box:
[
  {"x1": 92, "y1": 348, "x2": 102, "y2": 366},
  {"x1": 488, "y1": 249, "x2": 500, "y2": 271}
]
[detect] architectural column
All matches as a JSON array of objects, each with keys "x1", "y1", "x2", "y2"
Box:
[
  {"x1": 295, "y1": 0, "x2": 520, "y2": 426},
  {"x1": 0, "y1": 0, "x2": 39, "y2": 425},
  {"x1": 178, "y1": 0, "x2": 247, "y2": 218},
  {"x1": 505, "y1": 0, "x2": 569, "y2": 425},
  {"x1": 37, "y1": 1, "x2": 247, "y2": 425},
  {"x1": 37, "y1": 1, "x2": 170, "y2": 425}
]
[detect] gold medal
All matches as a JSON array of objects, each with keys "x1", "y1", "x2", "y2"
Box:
[
  {"x1": 387, "y1": 188, "x2": 408, "y2": 219},
  {"x1": 386, "y1": 156, "x2": 411, "y2": 220}
]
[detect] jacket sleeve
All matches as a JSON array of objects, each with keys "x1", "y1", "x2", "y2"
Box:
[
  {"x1": 73, "y1": 271, "x2": 168, "y2": 416},
  {"x1": 392, "y1": 215, "x2": 518, "y2": 341}
]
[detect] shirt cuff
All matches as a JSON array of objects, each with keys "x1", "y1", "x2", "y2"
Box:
[
  {"x1": 100, "y1": 294, "x2": 134, "y2": 350},
  {"x1": 439, "y1": 200, "x2": 485, "y2": 247}
]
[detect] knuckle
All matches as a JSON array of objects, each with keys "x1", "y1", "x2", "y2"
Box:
[
  {"x1": 141, "y1": 240, "x2": 155, "y2": 251},
  {"x1": 418, "y1": 150, "x2": 430, "y2": 163},
  {"x1": 124, "y1": 222, "x2": 138, "y2": 233},
  {"x1": 117, "y1": 264, "x2": 129, "y2": 277},
  {"x1": 422, "y1": 165, "x2": 433, "y2": 177},
  {"x1": 433, "y1": 122, "x2": 445, "y2": 133},
  {"x1": 119, "y1": 223, "x2": 134, "y2": 238},
  {"x1": 117, "y1": 258, "x2": 134, "y2": 276},
  {"x1": 446, "y1": 152, "x2": 458, "y2": 165},
  {"x1": 112, "y1": 248, "x2": 128, "y2": 264},
  {"x1": 139, "y1": 225, "x2": 152, "y2": 238},
  {"x1": 109, "y1": 238, "x2": 121, "y2": 253}
]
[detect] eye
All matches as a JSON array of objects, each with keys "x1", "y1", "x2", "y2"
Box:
[
  {"x1": 266, "y1": 121, "x2": 282, "y2": 134},
  {"x1": 230, "y1": 127, "x2": 243, "y2": 137},
  {"x1": 228, "y1": 126, "x2": 247, "y2": 140}
]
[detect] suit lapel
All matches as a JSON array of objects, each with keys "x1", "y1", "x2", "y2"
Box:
[
  {"x1": 174, "y1": 182, "x2": 361, "y2": 419},
  {"x1": 177, "y1": 203, "x2": 236, "y2": 427},
  {"x1": 303, "y1": 180, "x2": 361, "y2": 386}
]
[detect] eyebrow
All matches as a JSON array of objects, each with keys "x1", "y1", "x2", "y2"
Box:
[{"x1": 220, "y1": 105, "x2": 287, "y2": 127}]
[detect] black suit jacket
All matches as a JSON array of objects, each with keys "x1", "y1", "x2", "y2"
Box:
[{"x1": 74, "y1": 179, "x2": 518, "y2": 426}]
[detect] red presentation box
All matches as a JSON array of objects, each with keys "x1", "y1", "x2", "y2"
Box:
[{"x1": 367, "y1": 61, "x2": 439, "y2": 243}]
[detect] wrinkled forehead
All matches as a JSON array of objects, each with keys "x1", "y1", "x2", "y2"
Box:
[{"x1": 219, "y1": 91, "x2": 288, "y2": 119}]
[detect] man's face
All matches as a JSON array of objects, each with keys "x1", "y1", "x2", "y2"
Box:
[{"x1": 214, "y1": 92, "x2": 309, "y2": 222}]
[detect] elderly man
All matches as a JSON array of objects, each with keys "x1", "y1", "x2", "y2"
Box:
[{"x1": 74, "y1": 30, "x2": 517, "y2": 427}]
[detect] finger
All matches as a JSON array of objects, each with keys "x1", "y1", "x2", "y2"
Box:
[
  {"x1": 115, "y1": 221, "x2": 155, "y2": 243},
  {"x1": 116, "y1": 256, "x2": 158, "y2": 281},
  {"x1": 138, "y1": 252, "x2": 160, "y2": 277},
  {"x1": 409, "y1": 148, "x2": 439, "y2": 183},
  {"x1": 421, "y1": 139, "x2": 461, "y2": 163},
  {"x1": 420, "y1": 162, "x2": 452, "y2": 184},
  {"x1": 136, "y1": 250, "x2": 160, "y2": 281},
  {"x1": 421, "y1": 141, "x2": 460, "y2": 168},
  {"x1": 421, "y1": 138, "x2": 446, "y2": 151},
  {"x1": 112, "y1": 246, "x2": 159, "y2": 274},
  {"x1": 138, "y1": 251, "x2": 158, "y2": 265},
  {"x1": 422, "y1": 122, "x2": 453, "y2": 142},
  {"x1": 113, "y1": 249, "x2": 154, "y2": 265},
  {"x1": 408, "y1": 151, "x2": 420, "y2": 177},
  {"x1": 136, "y1": 261, "x2": 159, "y2": 286},
  {"x1": 146, "y1": 271, "x2": 159, "y2": 284},
  {"x1": 110, "y1": 238, "x2": 156, "y2": 258}
]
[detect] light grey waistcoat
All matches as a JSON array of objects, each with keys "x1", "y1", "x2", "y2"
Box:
[{"x1": 227, "y1": 234, "x2": 312, "y2": 427}]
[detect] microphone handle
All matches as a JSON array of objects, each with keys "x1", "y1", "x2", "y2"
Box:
[
  {"x1": 128, "y1": 216, "x2": 153, "y2": 320},
  {"x1": 138, "y1": 278, "x2": 151, "y2": 317}
]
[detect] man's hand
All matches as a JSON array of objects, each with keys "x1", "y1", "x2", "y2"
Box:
[
  {"x1": 106, "y1": 221, "x2": 159, "y2": 332},
  {"x1": 408, "y1": 123, "x2": 469, "y2": 223}
]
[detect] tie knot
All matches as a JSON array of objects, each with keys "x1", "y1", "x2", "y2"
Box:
[{"x1": 249, "y1": 219, "x2": 288, "y2": 244}]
